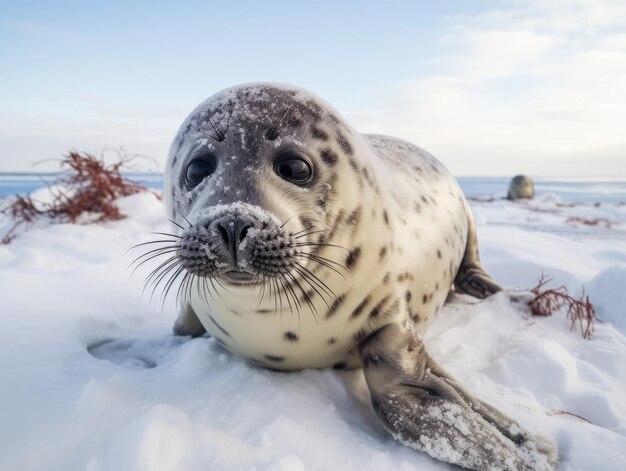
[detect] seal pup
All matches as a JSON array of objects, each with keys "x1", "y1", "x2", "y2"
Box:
[
  {"x1": 508, "y1": 175, "x2": 535, "y2": 200},
  {"x1": 155, "y1": 83, "x2": 557, "y2": 470}
]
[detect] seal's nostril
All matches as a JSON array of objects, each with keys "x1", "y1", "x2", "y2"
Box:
[
  {"x1": 239, "y1": 224, "x2": 251, "y2": 242},
  {"x1": 217, "y1": 224, "x2": 230, "y2": 246}
]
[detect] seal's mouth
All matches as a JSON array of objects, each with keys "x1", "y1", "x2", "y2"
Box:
[{"x1": 222, "y1": 270, "x2": 256, "y2": 284}]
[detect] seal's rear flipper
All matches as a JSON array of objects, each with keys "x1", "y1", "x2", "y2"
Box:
[
  {"x1": 173, "y1": 303, "x2": 207, "y2": 337},
  {"x1": 454, "y1": 204, "x2": 502, "y2": 299},
  {"x1": 359, "y1": 323, "x2": 558, "y2": 470}
]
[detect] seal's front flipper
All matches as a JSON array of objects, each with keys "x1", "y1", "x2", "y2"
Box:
[
  {"x1": 454, "y1": 265, "x2": 502, "y2": 299},
  {"x1": 454, "y1": 204, "x2": 502, "y2": 299},
  {"x1": 359, "y1": 323, "x2": 558, "y2": 470},
  {"x1": 173, "y1": 303, "x2": 207, "y2": 337}
]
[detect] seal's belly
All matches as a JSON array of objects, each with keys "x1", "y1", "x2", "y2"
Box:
[{"x1": 188, "y1": 289, "x2": 368, "y2": 370}]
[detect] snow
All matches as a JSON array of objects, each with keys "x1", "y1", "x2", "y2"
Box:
[{"x1": 1, "y1": 183, "x2": 626, "y2": 470}]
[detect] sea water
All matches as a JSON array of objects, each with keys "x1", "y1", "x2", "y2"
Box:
[{"x1": 1, "y1": 173, "x2": 625, "y2": 204}]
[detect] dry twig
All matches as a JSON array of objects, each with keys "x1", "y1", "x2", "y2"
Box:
[
  {"x1": 548, "y1": 409, "x2": 592, "y2": 424},
  {"x1": 1, "y1": 150, "x2": 149, "y2": 243},
  {"x1": 528, "y1": 273, "x2": 597, "y2": 339}
]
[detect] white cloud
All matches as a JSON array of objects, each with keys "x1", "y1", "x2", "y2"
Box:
[{"x1": 348, "y1": 0, "x2": 626, "y2": 177}]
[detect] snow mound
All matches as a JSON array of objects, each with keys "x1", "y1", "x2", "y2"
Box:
[{"x1": 587, "y1": 265, "x2": 626, "y2": 333}]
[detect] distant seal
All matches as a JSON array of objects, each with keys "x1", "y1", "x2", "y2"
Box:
[
  {"x1": 508, "y1": 175, "x2": 535, "y2": 200},
  {"x1": 157, "y1": 83, "x2": 557, "y2": 470}
]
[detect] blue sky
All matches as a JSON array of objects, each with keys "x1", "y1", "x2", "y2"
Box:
[{"x1": 1, "y1": 0, "x2": 625, "y2": 176}]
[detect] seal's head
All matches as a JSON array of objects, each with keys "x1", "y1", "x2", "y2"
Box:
[
  {"x1": 507, "y1": 174, "x2": 535, "y2": 200},
  {"x1": 164, "y1": 83, "x2": 371, "y2": 287}
]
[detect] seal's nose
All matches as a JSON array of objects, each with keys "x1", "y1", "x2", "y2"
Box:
[{"x1": 214, "y1": 215, "x2": 252, "y2": 263}]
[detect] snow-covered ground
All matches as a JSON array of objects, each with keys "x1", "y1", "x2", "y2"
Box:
[{"x1": 1, "y1": 184, "x2": 625, "y2": 470}]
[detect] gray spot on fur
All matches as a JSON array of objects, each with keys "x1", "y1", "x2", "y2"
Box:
[
  {"x1": 264, "y1": 354, "x2": 285, "y2": 362},
  {"x1": 345, "y1": 247, "x2": 361, "y2": 269},
  {"x1": 320, "y1": 149, "x2": 338, "y2": 165},
  {"x1": 351, "y1": 295, "x2": 371, "y2": 319},
  {"x1": 325, "y1": 294, "x2": 346, "y2": 319}
]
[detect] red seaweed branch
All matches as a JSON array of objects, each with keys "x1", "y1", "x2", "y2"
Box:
[
  {"x1": 1, "y1": 150, "x2": 150, "y2": 243},
  {"x1": 528, "y1": 273, "x2": 597, "y2": 339}
]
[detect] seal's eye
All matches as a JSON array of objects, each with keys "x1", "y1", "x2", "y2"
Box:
[
  {"x1": 185, "y1": 156, "x2": 217, "y2": 189},
  {"x1": 274, "y1": 154, "x2": 313, "y2": 185}
]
